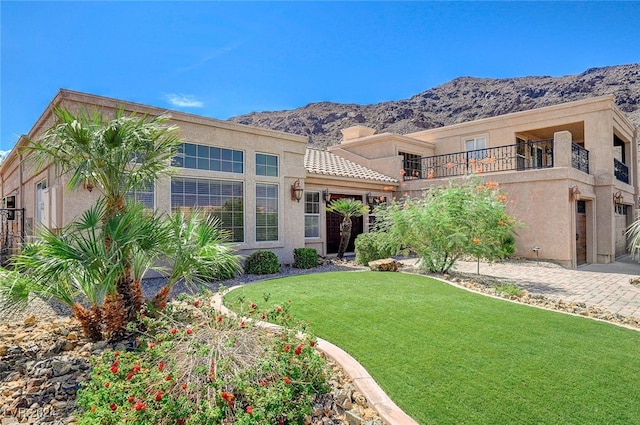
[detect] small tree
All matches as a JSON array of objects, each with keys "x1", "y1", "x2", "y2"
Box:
[
  {"x1": 382, "y1": 179, "x2": 519, "y2": 273},
  {"x1": 326, "y1": 198, "x2": 369, "y2": 259}
]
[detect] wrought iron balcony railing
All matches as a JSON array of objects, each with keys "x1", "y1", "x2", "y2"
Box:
[
  {"x1": 571, "y1": 143, "x2": 589, "y2": 174},
  {"x1": 614, "y1": 158, "x2": 629, "y2": 184},
  {"x1": 402, "y1": 139, "x2": 556, "y2": 180}
]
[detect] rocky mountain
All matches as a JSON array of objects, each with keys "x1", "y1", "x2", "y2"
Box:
[{"x1": 229, "y1": 64, "x2": 640, "y2": 148}]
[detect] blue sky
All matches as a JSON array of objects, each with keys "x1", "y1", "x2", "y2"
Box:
[{"x1": 2, "y1": 1, "x2": 639, "y2": 155}]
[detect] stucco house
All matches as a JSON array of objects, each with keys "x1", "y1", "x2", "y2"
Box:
[
  {"x1": 0, "y1": 90, "x2": 637, "y2": 269},
  {"x1": 0, "y1": 89, "x2": 398, "y2": 265},
  {"x1": 330, "y1": 95, "x2": 639, "y2": 268}
]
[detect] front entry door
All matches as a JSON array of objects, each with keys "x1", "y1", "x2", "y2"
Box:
[
  {"x1": 326, "y1": 194, "x2": 364, "y2": 255},
  {"x1": 576, "y1": 200, "x2": 587, "y2": 266}
]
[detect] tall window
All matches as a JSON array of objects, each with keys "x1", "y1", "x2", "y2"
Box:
[
  {"x1": 171, "y1": 177, "x2": 244, "y2": 242},
  {"x1": 125, "y1": 181, "x2": 155, "y2": 209},
  {"x1": 256, "y1": 153, "x2": 278, "y2": 177},
  {"x1": 173, "y1": 143, "x2": 244, "y2": 174},
  {"x1": 256, "y1": 183, "x2": 278, "y2": 241},
  {"x1": 465, "y1": 137, "x2": 487, "y2": 160},
  {"x1": 304, "y1": 191, "x2": 320, "y2": 238}
]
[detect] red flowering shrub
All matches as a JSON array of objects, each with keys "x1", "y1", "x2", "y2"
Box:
[{"x1": 76, "y1": 291, "x2": 327, "y2": 425}]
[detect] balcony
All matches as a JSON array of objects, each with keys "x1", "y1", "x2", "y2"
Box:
[
  {"x1": 402, "y1": 139, "x2": 595, "y2": 181},
  {"x1": 614, "y1": 158, "x2": 629, "y2": 184},
  {"x1": 403, "y1": 139, "x2": 558, "y2": 180}
]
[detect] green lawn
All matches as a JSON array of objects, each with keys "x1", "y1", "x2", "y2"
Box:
[{"x1": 224, "y1": 271, "x2": 640, "y2": 425}]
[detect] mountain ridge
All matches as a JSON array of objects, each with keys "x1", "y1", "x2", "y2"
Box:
[{"x1": 228, "y1": 64, "x2": 640, "y2": 148}]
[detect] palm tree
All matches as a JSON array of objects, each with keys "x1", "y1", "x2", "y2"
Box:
[
  {"x1": 0, "y1": 201, "x2": 167, "y2": 340},
  {"x1": 1, "y1": 107, "x2": 242, "y2": 341},
  {"x1": 20, "y1": 107, "x2": 182, "y2": 335},
  {"x1": 26, "y1": 107, "x2": 181, "y2": 217},
  {"x1": 326, "y1": 198, "x2": 369, "y2": 259},
  {"x1": 0, "y1": 203, "x2": 242, "y2": 341},
  {"x1": 149, "y1": 211, "x2": 242, "y2": 312}
]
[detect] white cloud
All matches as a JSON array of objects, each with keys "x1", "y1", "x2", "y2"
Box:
[
  {"x1": 0, "y1": 150, "x2": 10, "y2": 159},
  {"x1": 165, "y1": 94, "x2": 204, "y2": 108}
]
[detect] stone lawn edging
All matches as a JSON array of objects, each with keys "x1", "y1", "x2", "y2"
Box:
[{"x1": 213, "y1": 288, "x2": 419, "y2": 425}]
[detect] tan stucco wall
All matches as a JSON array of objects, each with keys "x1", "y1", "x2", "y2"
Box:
[
  {"x1": 1, "y1": 90, "x2": 308, "y2": 264},
  {"x1": 333, "y1": 96, "x2": 638, "y2": 268}
]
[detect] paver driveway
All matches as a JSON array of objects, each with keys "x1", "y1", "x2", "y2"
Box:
[{"x1": 449, "y1": 256, "x2": 640, "y2": 319}]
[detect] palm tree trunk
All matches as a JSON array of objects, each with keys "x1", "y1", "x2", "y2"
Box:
[
  {"x1": 337, "y1": 218, "x2": 353, "y2": 259},
  {"x1": 150, "y1": 285, "x2": 170, "y2": 313},
  {"x1": 71, "y1": 303, "x2": 103, "y2": 342}
]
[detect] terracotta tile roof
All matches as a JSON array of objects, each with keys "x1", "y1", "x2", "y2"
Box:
[{"x1": 304, "y1": 148, "x2": 398, "y2": 183}]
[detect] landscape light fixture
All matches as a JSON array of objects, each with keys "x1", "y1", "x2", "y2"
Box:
[
  {"x1": 291, "y1": 179, "x2": 304, "y2": 202},
  {"x1": 532, "y1": 246, "x2": 541, "y2": 265}
]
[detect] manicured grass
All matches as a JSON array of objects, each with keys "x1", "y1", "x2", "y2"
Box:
[{"x1": 224, "y1": 271, "x2": 640, "y2": 425}]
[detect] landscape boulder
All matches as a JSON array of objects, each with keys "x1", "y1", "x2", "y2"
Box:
[{"x1": 367, "y1": 258, "x2": 401, "y2": 272}]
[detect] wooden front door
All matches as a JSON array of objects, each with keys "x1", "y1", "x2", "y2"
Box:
[
  {"x1": 326, "y1": 194, "x2": 364, "y2": 255},
  {"x1": 576, "y1": 200, "x2": 587, "y2": 266}
]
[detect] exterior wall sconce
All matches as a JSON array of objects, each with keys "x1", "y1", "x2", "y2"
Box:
[
  {"x1": 366, "y1": 192, "x2": 377, "y2": 205},
  {"x1": 569, "y1": 185, "x2": 581, "y2": 202},
  {"x1": 613, "y1": 190, "x2": 624, "y2": 205},
  {"x1": 322, "y1": 189, "x2": 331, "y2": 203},
  {"x1": 291, "y1": 179, "x2": 304, "y2": 202}
]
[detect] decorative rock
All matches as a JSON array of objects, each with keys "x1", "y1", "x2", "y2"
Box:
[
  {"x1": 23, "y1": 316, "x2": 37, "y2": 327},
  {"x1": 367, "y1": 258, "x2": 401, "y2": 272}
]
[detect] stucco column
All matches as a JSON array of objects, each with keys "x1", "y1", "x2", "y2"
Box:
[{"x1": 553, "y1": 131, "x2": 573, "y2": 168}]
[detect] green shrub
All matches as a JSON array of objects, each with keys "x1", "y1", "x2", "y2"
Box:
[
  {"x1": 494, "y1": 282, "x2": 524, "y2": 297},
  {"x1": 244, "y1": 251, "x2": 280, "y2": 275},
  {"x1": 355, "y1": 232, "x2": 397, "y2": 265},
  {"x1": 501, "y1": 235, "x2": 516, "y2": 258},
  {"x1": 293, "y1": 248, "x2": 318, "y2": 269},
  {"x1": 381, "y1": 178, "x2": 520, "y2": 273}
]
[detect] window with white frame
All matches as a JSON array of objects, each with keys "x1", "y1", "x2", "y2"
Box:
[
  {"x1": 171, "y1": 177, "x2": 244, "y2": 242},
  {"x1": 304, "y1": 191, "x2": 320, "y2": 238},
  {"x1": 256, "y1": 183, "x2": 278, "y2": 241},
  {"x1": 465, "y1": 136, "x2": 487, "y2": 160},
  {"x1": 256, "y1": 153, "x2": 279, "y2": 177},
  {"x1": 172, "y1": 143, "x2": 244, "y2": 174},
  {"x1": 125, "y1": 181, "x2": 155, "y2": 209}
]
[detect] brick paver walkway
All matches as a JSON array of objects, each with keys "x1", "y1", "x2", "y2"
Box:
[{"x1": 449, "y1": 260, "x2": 640, "y2": 319}]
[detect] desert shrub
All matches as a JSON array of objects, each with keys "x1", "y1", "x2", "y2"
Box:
[
  {"x1": 355, "y1": 232, "x2": 397, "y2": 265},
  {"x1": 76, "y1": 293, "x2": 328, "y2": 425},
  {"x1": 381, "y1": 178, "x2": 520, "y2": 273},
  {"x1": 244, "y1": 251, "x2": 280, "y2": 275},
  {"x1": 293, "y1": 248, "x2": 318, "y2": 269}
]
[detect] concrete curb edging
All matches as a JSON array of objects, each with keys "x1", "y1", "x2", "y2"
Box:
[{"x1": 211, "y1": 286, "x2": 420, "y2": 425}]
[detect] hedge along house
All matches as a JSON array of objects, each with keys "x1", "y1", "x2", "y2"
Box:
[
  {"x1": 329, "y1": 96, "x2": 639, "y2": 268},
  {"x1": 0, "y1": 89, "x2": 397, "y2": 264}
]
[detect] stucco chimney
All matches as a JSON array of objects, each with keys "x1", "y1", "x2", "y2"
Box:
[{"x1": 341, "y1": 125, "x2": 376, "y2": 143}]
